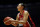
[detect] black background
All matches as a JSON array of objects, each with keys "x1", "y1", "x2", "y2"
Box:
[{"x1": 0, "y1": 0, "x2": 40, "y2": 27}]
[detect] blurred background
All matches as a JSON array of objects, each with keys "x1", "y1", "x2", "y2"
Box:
[{"x1": 0, "y1": 0, "x2": 40, "y2": 27}]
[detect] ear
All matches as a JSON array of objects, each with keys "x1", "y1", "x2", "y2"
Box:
[{"x1": 22, "y1": 6, "x2": 24, "y2": 9}]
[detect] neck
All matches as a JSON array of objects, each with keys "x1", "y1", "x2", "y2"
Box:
[{"x1": 20, "y1": 10, "x2": 24, "y2": 15}]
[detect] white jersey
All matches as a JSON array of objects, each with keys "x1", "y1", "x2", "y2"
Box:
[{"x1": 17, "y1": 10, "x2": 30, "y2": 26}]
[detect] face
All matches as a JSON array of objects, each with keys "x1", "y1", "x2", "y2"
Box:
[{"x1": 17, "y1": 4, "x2": 24, "y2": 11}]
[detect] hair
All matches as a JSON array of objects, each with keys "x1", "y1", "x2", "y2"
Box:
[{"x1": 18, "y1": 3, "x2": 25, "y2": 10}]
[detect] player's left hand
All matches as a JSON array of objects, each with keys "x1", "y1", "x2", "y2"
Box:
[{"x1": 11, "y1": 20, "x2": 18, "y2": 26}]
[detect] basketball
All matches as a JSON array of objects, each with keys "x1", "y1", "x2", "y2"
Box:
[{"x1": 3, "y1": 17, "x2": 12, "y2": 25}]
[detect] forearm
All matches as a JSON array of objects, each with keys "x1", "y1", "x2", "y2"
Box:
[
  {"x1": 18, "y1": 20, "x2": 26, "y2": 24},
  {"x1": 11, "y1": 20, "x2": 24, "y2": 25},
  {"x1": 11, "y1": 19, "x2": 27, "y2": 26}
]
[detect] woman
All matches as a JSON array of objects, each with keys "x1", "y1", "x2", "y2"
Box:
[{"x1": 11, "y1": 3, "x2": 35, "y2": 27}]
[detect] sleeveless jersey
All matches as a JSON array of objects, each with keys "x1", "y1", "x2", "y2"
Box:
[{"x1": 17, "y1": 10, "x2": 30, "y2": 27}]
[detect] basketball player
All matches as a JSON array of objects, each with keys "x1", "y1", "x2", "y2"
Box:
[
  {"x1": 3, "y1": 3, "x2": 36, "y2": 27},
  {"x1": 11, "y1": 3, "x2": 30, "y2": 27}
]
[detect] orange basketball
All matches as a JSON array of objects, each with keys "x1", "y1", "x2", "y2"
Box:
[{"x1": 3, "y1": 17, "x2": 11, "y2": 25}]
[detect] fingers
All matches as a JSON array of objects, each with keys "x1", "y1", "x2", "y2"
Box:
[
  {"x1": 11, "y1": 22, "x2": 18, "y2": 26},
  {"x1": 3, "y1": 16, "x2": 15, "y2": 25}
]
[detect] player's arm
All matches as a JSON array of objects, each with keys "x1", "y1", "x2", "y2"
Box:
[
  {"x1": 23, "y1": 11, "x2": 29, "y2": 23},
  {"x1": 18, "y1": 11, "x2": 29, "y2": 24}
]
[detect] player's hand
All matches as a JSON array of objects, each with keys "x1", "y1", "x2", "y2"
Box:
[
  {"x1": 3, "y1": 17, "x2": 12, "y2": 25},
  {"x1": 11, "y1": 20, "x2": 18, "y2": 26}
]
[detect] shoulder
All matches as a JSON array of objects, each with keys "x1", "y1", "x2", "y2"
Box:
[{"x1": 24, "y1": 10, "x2": 29, "y2": 15}]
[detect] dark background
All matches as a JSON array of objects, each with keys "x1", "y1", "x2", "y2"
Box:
[{"x1": 0, "y1": 0, "x2": 40, "y2": 27}]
